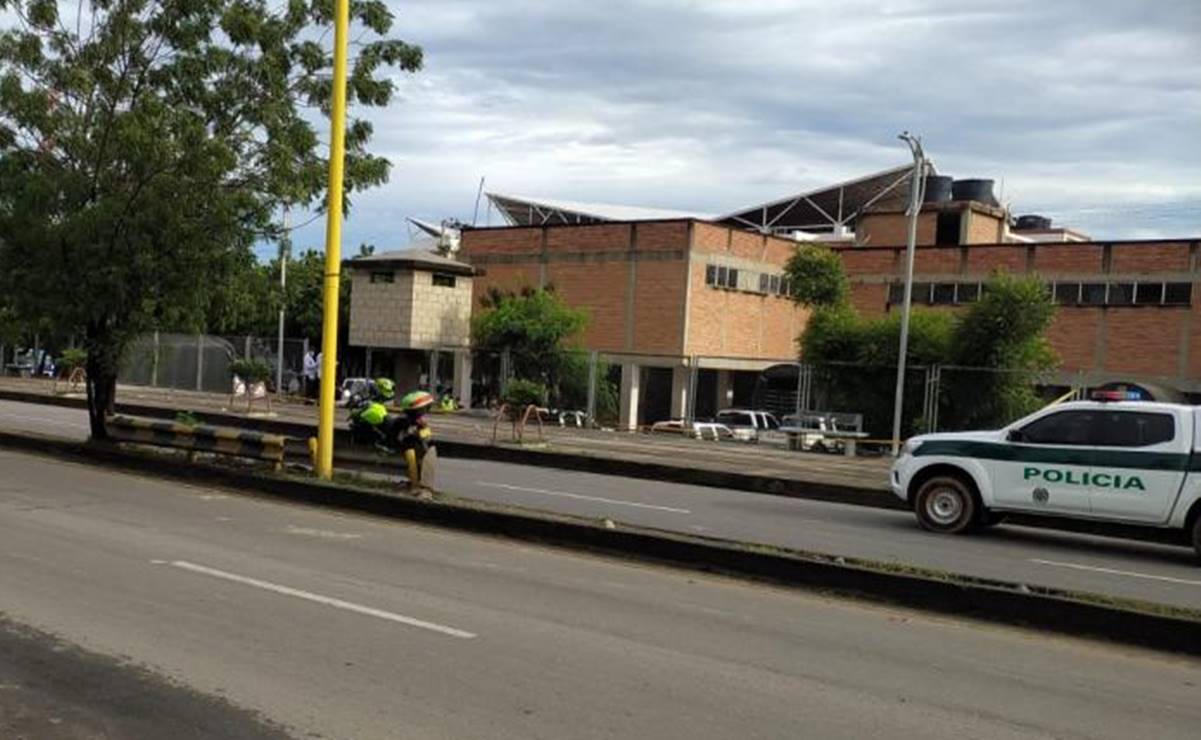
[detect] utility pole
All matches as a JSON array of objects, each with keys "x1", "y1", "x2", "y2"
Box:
[
  {"x1": 315, "y1": 0, "x2": 351, "y2": 479},
  {"x1": 276, "y1": 208, "x2": 290, "y2": 398},
  {"x1": 890, "y1": 132, "x2": 927, "y2": 456}
]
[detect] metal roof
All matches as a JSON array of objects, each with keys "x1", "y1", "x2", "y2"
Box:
[
  {"x1": 715, "y1": 164, "x2": 930, "y2": 235},
  {"x1": 487, "y1": 193, "x2": 715, "y2": 227},
  {"x1": 484, "y1": 164, "x2": 927, "y2": 235}
]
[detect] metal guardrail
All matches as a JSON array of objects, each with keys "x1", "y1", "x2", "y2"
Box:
[{"x1": 106, "y1": 415, "x2": 287, "y2": 469}]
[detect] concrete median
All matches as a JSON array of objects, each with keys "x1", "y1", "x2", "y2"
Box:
[
  {"x1": 1, "y1": 427, "x2": 1199, "y2": 659},
  {"x1": 0, "y1": 387, "x2": 901, "y2": 509}
]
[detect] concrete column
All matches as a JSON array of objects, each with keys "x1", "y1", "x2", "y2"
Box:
[
  {"x1": 715, "y1": 370, "x2": 734, "y2": 411},
  {"x1": 618, "y1": 363, "x2": 641, "y2": 432},
  {"x1": 453, "y1": 350, "x2": 473, "y2": 409},
  {"x1": 670, "y1": 365, "x2": 690, "y2": 420}
]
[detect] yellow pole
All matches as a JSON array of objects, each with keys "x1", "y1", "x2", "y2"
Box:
[{"x1": 316, "y1": 0, "x2": 351, "y2": 479}]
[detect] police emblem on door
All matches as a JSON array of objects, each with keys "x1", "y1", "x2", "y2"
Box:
[{"x1": 1032, "y1": 487, "x2": 1049, "y2": 504}]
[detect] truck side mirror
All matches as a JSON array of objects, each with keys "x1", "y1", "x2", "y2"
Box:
[{"x1": 1007, "y1": 429, "x2": 1025, "y2": 443}]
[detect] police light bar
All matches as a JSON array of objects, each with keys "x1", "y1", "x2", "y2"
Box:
[{"x1": 1090, "y1": 389, "x2": 1139, "y2": 402}]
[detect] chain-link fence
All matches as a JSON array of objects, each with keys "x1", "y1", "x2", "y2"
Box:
[
  {"x1": 748, "y1": 360, "x2": 1072, "y2": 438},
  {"x1": 119, "y1": 332, "x2": 310, "y2": 395}
]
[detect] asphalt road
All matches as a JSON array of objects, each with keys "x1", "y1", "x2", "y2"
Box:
[
  {"x1": 4, "y1": 399, "x2": 1201, "y2": 612},
  {"x1": 1, "y1": 448, "x2": 1199, "y2": 739}
]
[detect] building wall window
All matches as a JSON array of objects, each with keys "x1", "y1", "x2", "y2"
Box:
[
  {"x1": 706, "y1": 263, "x2": 790, "y2": 296},
  {"x1": 1080, "y1": 283, "x2": 1107, "y2": 305},
  {"x1": 931, "y1": 283, "x2": 956, "y2": 305},
  {"x1": 432, "y1": 273, "x2": 456, "y2": 288},
  {"x1": 370, "y1": 271, "x2": 394, "y2": 284},
  {"x1": 888, "y1": 279, "x2": 1197, "y2": 308},
  {"x1": 1164, "y1": 283, "x2": 1192, "y2": 305}
]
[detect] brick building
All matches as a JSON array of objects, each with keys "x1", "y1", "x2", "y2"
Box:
[
  {"x1": 461, "y1": 205, "x2": 1199, "y2": 426},
  {"x1": 357, "y1": 167, "x2": 1194, "y2": 426},
  {"x1": 843, "y1": 203, "x2": 1198, "y2": 391},
  {"x1": 460, "y1": 220, "x2": 809, "y2": 428}
]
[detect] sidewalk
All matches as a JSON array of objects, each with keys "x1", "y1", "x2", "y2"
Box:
[{"x1": 0, "y1": 377, "x2": 893, "y2": 496}]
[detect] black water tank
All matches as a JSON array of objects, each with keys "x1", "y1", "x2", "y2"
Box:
[
  {"x1": 1016, "y1": 214, "x2": 1052, "y2": 231},
  {"x1": 952, "y1": 178, "x2": 997, "y2": 205},
  {"x1": 923, "y1": 175, "x2": 953, "y2": 203}
]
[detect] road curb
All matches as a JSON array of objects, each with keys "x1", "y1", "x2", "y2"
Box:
[{"x1": 2, "y1": 429, "x2": 1200, "y2": 658}]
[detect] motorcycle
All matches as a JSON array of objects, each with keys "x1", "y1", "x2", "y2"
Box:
[{"x1": 346, "y1": 389, "x2": 437, "y2": 490}]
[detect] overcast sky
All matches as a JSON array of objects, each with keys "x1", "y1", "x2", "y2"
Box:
[
  {"x1": 309, "y1": 0, "x2": 1199, "y2": 255},
  {"x1": 9, "y1": 2, "x2": 1198, "y2": 253}
]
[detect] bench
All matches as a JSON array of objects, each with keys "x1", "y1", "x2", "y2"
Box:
[{"x1": 780, "y1": 412, "x2": 868, "y2": 457}]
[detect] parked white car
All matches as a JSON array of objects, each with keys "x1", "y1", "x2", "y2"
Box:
[{"x1": 713, "y1": 409, "x2": 781, "y2": 442}]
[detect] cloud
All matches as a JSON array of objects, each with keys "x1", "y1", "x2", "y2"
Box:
[{"x1": 239, "y1": 1, "x2": 1201, "y2": 251}]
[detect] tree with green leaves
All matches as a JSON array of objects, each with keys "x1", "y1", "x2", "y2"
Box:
[
  {"x1": 783, "y1": 243, "x2": 849, "y2": 308},
  {"x1": 799, "y1": 273, "x2": 1056, "y2": 435},
  {"x1": 0, "y1": 0, "x2": 421, "y2": 437},
  {"x1": 472, "y1": 287, "x2": 590, "y2": 407}
]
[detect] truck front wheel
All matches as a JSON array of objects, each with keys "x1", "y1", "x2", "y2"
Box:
[{"x1": 914, "y1": 476, "x2": 978, "y2": 535}]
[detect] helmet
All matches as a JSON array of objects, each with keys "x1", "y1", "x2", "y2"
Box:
[
  {"x1": 374, "y1": 378, "x2": 395, "y2": 401},
  {"x1": 398, "y1": 390, "x2": 435, "y2": 414}
]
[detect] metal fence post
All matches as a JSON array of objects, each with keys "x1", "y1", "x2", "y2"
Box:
[
  {"x1": 691, "y1": 357, "x2": 701, "y2": 422},
  {"x1": 585, "y1": 350, "x2": 598, "y2": 422},
  {"x1": 195, "y1": 334, "x2": 204, "y2": 392},
  {"x1": 932, "y1": 365, "x2": 941, "y2": 432},
  {"x1": 151, "y1": 330, "x2": 160, "y2": 387}
]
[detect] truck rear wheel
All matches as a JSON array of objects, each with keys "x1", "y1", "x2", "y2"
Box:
[{"x1": 914, "y1": 475, "x2": 978, "y2": 535}]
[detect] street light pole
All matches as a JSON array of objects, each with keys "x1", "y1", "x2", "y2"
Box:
[
  {"x1": 276, "y1": 208, "x2": 290, "y2": 399},
  {"x1": 890, "y1": 132, "x2": 927, "y2": 456}
]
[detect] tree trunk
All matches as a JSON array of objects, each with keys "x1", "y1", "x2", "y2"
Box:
[{"x1": 84, "y1": 329, "x2": 119, "y2": 440}]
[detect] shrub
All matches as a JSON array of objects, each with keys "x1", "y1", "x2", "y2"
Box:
[
  {"x1": 229, "y1": 358, "x2": 272, "y2": 385},
  {"x1": 58, "y1": 347, "x2": 88, "y2": 373},
  {"x1": 502, "y1": 378, "x2": 546, "y2": 409}
]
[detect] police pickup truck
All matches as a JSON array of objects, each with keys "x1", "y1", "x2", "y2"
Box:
[{"x1": 890, "y1": 394, "x2": 1201, "y2": 560}]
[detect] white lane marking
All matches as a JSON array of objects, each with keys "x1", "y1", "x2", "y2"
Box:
[
  {"x1": 285, "y1": 525, "x2": 363, "y2": 540},
  {"x1": 1029, "y1": 559, "x2": 1201, "y2": 587},
  {"x1": 166, "y1": 560, "x2": 476, "y2": 639},
  {"x1": 0, "y1": 412, "x2": 89, "y2": 430},
  {"x1": 476, "y1": 481, "x2": 691, "y2": 514}
]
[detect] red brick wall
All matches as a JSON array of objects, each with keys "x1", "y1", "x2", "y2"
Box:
[
  {"x1": 543, "y1": 261, "x2": 631, "y2": 352},
  {"x1": 635, "y1": 221, "x2": 690, "y2": 251},
  {"x1": 461, "y1": 227, "x2": 540, "y2": 256},
  {"x1": 471, "y1": 265, "x2": 538, "y2": 310},
  {"x1": 914, "y1": 247, "x2": 962, "y2": 274},
  {"x1": 685, "y1": 261, "x2": 807, "y2": 358},
  {"x1": 1103, "y1": 309, "x2": 1188, "y2": 375},
  {"x1": 546, "y1": 223, "x2": 631, "y2": 254},
  {"x1": 1044, "y1": 309, "x2": 1100, "y2": 372},
  {"x1": 836, "y1": 247, "x2": 898, "y2": 275},
  {"x1": 691, "y1": 222, "x2": 730, "y2": 254},
  {"x1": 1032, "y1": 244, "x2": 1103, "y2": 273},
  {"x1": 632, "y1": 259, "x2": 688, "y2": 354},
  {"x1": 857, "y1": 212, "x2": 937, "y2": 247},
  {"x1": 966, "y1": 245, "x2": 1026, "y2": 273},
  {"x1": 850, "y1": 284, "x2": 889, "y2": 317},
  {"x1": 1111, "y1": 243, "x2": 1190, "y2": 273}
]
